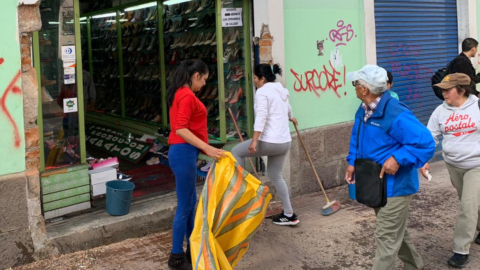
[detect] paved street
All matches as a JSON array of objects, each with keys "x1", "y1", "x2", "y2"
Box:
[{"x1": 11, "y1": 161, "x2": 480, "y2": 270}]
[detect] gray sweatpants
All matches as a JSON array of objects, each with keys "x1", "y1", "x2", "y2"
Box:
[{"x1": 231, "y1": 139, "x2": 293, "y2": 214}]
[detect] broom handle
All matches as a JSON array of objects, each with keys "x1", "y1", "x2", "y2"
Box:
[
  {"x1": 228, "y1": 107, "x2": 260, "y2": 179},
  {"x1": 293, "y1": 123, "x2": 331, "y2": 203}
]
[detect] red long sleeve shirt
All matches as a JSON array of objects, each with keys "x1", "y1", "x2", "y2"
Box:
[{"x1": 168, "y1": 86, "x2": 208, "y2": 145}]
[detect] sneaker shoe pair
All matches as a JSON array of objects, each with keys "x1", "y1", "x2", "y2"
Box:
[{"x1": 272, "y1": 211, "x2": 299, "y2": 226}]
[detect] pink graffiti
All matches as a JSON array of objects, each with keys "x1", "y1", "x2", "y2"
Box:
[
  {"x1": 290, "y1": 61, "x2": 346, "y2": 98},
  {"x1": 389, "y1": 43, "x2": 421, "y2": 57},
  {"x1": 0, "y1": 58, "x2": 22, "y2": 148},
  {"x1": 390, "y1": 61, "x2": 433, "y2": 81},
  {"x1": 329, "y1": 20, "x2": 355, "y2": 46}
]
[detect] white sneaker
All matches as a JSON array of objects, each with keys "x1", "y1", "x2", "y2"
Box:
[{"x1": 146, "y1": 157, "x2": 160, "y2": 165}]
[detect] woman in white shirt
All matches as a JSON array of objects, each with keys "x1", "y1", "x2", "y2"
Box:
[{"x1": 232, "y1": 63, "x2": 299, "y2": 226}]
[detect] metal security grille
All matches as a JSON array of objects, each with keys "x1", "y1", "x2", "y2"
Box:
[{"x1": 375, "y1": 0, "x2": 458, "y2": 125}]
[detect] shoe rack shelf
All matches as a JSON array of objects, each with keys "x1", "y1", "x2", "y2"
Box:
[{"x1": 81, "y1": 0, "x2": 253, "y2": 144}]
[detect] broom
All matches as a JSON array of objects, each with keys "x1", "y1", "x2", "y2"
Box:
[
  {"x1": 228, "y1": 107, "x2": 260, "y2": 179},
  {"x1": 293, "y1": 122, "x2": 341, "y2": 216}
]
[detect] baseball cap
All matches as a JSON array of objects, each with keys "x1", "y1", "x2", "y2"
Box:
[
  {"x1": 434, "y1": 73, "x2": 471, "y2": 89},
  {"x1": 346, "y1": 65, "x2": 388, "y2": 88}
]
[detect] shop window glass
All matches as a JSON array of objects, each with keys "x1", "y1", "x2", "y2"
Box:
[{"x1": 40, "y1": 0, "x2": 83, "y2": 168}]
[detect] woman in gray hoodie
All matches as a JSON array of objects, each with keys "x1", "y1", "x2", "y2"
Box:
[
  {"x1": 232, "y1": 63, "x2": 299, "y2": 226},
  {"x1": 421, "y1": 73, "x2": 480, "y2": 268}
]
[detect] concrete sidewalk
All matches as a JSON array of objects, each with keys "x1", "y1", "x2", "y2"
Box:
[{"x1": 11, "y1": 161, "x2": 480, "y2": 270}]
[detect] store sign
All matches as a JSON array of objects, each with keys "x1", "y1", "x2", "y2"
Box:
[
  {"x1": 86, "y1": 125, "x2": 151, "y2": 164},
  {"x1": 221, "y1": 8, "x2": 243, "y2": 27},
  {"x1": 61, "y1": 45, "x2": 76, "y2": 60},
  {"x1": 63, "y1": 98, "x2": 78, "y2": 113}
]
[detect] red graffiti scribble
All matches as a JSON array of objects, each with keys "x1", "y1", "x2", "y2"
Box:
[
  {"x1": 329, "y1": 20, "x2": 355, "y2": 47},
  {"x1": 0, "y1": 58, "x2": 22, "y2": 148},
  {"x1": 290, "y1": 61, "x2": 345, "y2": 98}
]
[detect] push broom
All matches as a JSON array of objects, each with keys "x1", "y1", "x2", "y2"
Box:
[{"x1": 293, "y1": 122, "x2": 341, "y2": 216}]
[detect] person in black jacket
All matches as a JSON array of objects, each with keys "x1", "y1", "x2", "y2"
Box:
[{"x1": 449, "y1": 38, "x2": 480, "y2": 96}]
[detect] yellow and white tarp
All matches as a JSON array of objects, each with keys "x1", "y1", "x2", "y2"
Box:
[{"x1": 190, "y1": 153, "x2": 272, "y2": 270}]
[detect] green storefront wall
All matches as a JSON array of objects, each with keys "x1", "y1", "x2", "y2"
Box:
[
  {"x1": 0, "y1": 1, "x2": 26, "y2": 176},
  {"x1": 284, "y1": 0, "x2": 366, "y2": 130}
]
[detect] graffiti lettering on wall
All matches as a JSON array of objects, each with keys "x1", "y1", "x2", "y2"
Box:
[
  {"x1": 317, "y1": 20, "x2": 356, "y2": 57},
  {"x1": 0, "y1": 58, "x2": 22, "y2": 148},
  {"x1": 389, "y1": 43, "x2": 421, "y2": 57},
  {"x1": 290, "y1": 61, "x2": 347, "y2": 98},
  {"x1": 328, "y1": 20, "x2": 356, "y2": 47}
]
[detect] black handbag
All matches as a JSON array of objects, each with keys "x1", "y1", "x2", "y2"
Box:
[{"x1": 354, "y1": 122, "x2": 387, "y2": 208}]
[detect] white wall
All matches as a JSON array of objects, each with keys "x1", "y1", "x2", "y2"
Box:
[
  {"x1": 457, "y1": 0, "x2": 477, "y2": 67},
  {"x1": 363, "y1": 0, "x2": 377, "y2": 65},
  {"x1": 253, "y1": 0, "x2": 286, "y2": 85},
  {"x1": 18, "y1": 0, "x2": 39, "y2": 5}
]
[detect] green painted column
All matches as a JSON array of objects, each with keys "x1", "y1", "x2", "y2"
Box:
[
  {"x1": 215, "y1": 0, "x2": 226, "y2": 143},
  {"x1": 74, "y1": 0, "x2": 86, "y2": 164},
  {"x1": 158, "y1": 1, "x2": 168, "y2": 127},
  {"x1": 116, "y1": 10, "x2": 126, "y2": 118},
  {"x1": 243, "y1": 0, "x2": 253, "y2": 137}
]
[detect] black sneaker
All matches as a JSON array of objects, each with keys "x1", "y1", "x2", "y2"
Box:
[
  {"x1": 168, "y1": 253, "x2": 192, "y2": 270},
  {"x1": 117, "y1": 172, "x2": 132, "y2": 181},
  {"x1": 447, "y1": 253, "x2": 469, "y2": 268},
  {"x1": 475, "y1": 233, "x2": 480, "y2": 245},
  {"x1": 272, "y1": 212, "x2": 299, "y2": 226}
]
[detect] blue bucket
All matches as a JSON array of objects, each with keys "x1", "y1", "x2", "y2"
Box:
[
  {"x1": 106, "y1": 180, "x2": 135, "y2": 216},
  {"x1": 348, "y1": 183, "x2": 356, "y2": 200}
]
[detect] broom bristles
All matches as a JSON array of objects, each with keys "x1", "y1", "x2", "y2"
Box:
[{"x1": 321, "y1": 200, "x2": 341, "y2": 216}]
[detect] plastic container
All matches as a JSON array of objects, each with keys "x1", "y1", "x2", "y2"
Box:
[
  {"x1": 348, "y1": 183, "x2": 356, "y2": 200},
  {"x1": 106, "y1": 180, "x2": 135, "y2": 216}
]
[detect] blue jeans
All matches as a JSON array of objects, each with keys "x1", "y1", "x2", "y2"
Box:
[{"x1": 169, "y1": 143, "x2": 199, "y2": 254}]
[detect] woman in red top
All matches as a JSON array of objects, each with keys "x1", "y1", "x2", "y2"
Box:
[{"x1": 166, "y1": 59, "x2": 224, "y2": 270}]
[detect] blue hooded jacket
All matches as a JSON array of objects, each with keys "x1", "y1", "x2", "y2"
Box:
[{"x1": 347, "y1": 93, "x2": 435, "y2": 197}]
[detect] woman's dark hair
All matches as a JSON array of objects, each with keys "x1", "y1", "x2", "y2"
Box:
[
  {"x1": 167, "y1": 59, "x2": 209, "y2": 106},
  {"x1": 387, "y1": 71, "x2": 393, "y2": 84},
  {"x1": 456, "y1": 82, "x2": 475, "y2": 97},
  {"x1": 254, "y1": 63, "x2": 282, "y2": 83}
]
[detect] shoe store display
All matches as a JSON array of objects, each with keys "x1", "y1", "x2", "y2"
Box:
[
  {"x1": 117, "y1": 172, "x2": 133, "y2": 181},
  {"x1": 81, "y1": 0, "x2": 250, "y2": 154},
  {"x1": 146, "y1": 156, "x2": 160, "y2": 165}
]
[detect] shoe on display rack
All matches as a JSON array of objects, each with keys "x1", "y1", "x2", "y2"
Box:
[
  {"x1": 200, "y1": 161, "x2": 213, "y2": 172},
  {"x1": 117, "y1": 172, "x2": 132, "y2": 181},
  {"x1": 146, "y1": 156, "x2": 160, "y2": 165},
  {"x1": 197, "y1": 159, "x2": 208, "y2": 170}
]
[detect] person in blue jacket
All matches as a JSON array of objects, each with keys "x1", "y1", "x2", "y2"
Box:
[{"x1": 345, "y1": 65, "x2": 435, "y2": 270}]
